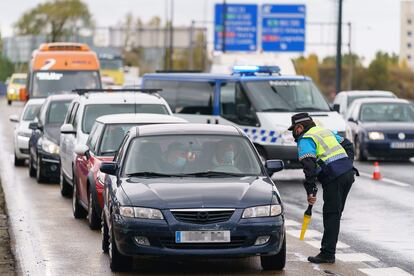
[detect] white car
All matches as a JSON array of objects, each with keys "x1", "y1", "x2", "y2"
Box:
[
  {"x1": 59, "y1": 91, "x2": 173, "y2": 197},
  {"x1": 333, "y1": 90, "x2": 396, "y2": 117},
  {"x1": 10, "y1": 98, "x2": 45, "y2": 166}
]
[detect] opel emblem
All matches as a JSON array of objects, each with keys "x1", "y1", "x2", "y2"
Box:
[
  {"x1": 398, "y1": 133, "x2": 405, "y2": 140},
  {"x1": 196, "y1": 211, "x2": 209, "y2": 221}
]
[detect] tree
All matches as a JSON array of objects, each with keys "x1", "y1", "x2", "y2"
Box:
[
  {"x1": 14, "y1": 0, "x2": 93, "y2": 42},
  {"x1": 366, "y1": 52, "x2": 391, "y2": 90},
  {"x1": 0, "y1": 55, "x2": 14, "y2": 82}
]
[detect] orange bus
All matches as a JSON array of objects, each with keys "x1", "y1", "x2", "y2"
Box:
[{"x1": 22, "y1": 43, "x2": 102, "y2": 99}]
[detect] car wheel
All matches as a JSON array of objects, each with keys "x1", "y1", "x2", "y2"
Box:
[
  {"x1": 102, "y1": 215, "x2": 110, "y2": 253},
  {"x1": 355, "y1": 138, "x2": 367, "y2": 161},
  {"x1": 29, "y1": 153, "x2": 36, "y2": 177},
  {"x1": 72, "y1": 182, "x2": 87, "y2": 219},
  {"x1": 7, "y1": 100, "x2": 11, "y2": 105},
  {"x1": 260, "y1": 235, "x2": 286, "y2": 271},
  {"x1": 60, "y1": 168, "x2": 72, "y2": 198},
  {"x1": 109, "y1": 225, "x2": 132, "y2": 271},
  {"x1": 14, "y1": 153, "x2": 25, "y2": 166},
  {"x1": 88, "y1": 188, "x2": 101, "y2": 230},
  {"x1": 36, "y1": 156, "x2": 48, "y2": 183}
]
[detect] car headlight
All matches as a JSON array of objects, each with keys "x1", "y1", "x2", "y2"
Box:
[
  {"x1": 242, "y1": 205, "x2": 282, "y2": 218},
  {"x1": 42, "y1": 138, "x2": 60, "y2": 154},
  {"x1": 368, "y1": 132, "x2": 384, "y2": 140},
  {"x1": 119, "y1": 206, "x2": 164, "y2": 220},
  {"x1": 8, "y1": 88, "x2": 16, "y2": 94},
  {"x1": 17, "y1": 131, "x2": 31, "y2": 138}
]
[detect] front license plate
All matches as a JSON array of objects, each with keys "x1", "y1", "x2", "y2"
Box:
[
  {"x1": 175, "y1": 231, "x2": 230, "y2": 243},
  {"x1": 390, "y1": 142, "x2": 414, "y2": 149}
]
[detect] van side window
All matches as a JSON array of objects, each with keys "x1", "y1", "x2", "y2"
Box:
[
  {"x1": 88, "y1": 123, "x2": 104, "y2": 153},
  {"x1": 175, "y1": 82, "x2": 214, "y2": 115},
  {"x1": 221, "y1": 82, "x2": 258, "y2": 126},
  {"x1": 69, "y1": 103, "x2": 79, "y2": 125},
  {"x1": 145, "y1": 80, "x2": 178, "y2": 111}
]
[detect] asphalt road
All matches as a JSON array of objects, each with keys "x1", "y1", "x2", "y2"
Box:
[{"x1": 0, "y1": 99, "x2": 412, "y2": 275}]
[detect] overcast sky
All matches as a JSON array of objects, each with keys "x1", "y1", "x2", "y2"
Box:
[{"x1": 0, "y1": 0, "x2": 402, "y2": 62}]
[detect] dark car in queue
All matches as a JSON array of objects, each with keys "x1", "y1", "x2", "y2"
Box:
[
  {"x1": 99, "y1": 124, "x2": 285, "y2": 272},
  {"x1": 28, "y1": 94, "x2": 76, "y2": 182},
  {"x1": 346, "y1": 98, "x2": 414, "y2": 161},
  {"x1": 73, "y1": 113, "x2": 187, "y2": 230}
]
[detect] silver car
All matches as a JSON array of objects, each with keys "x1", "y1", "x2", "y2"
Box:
[{"x1": 10, "y1": 98, "x2": 45, "y2": 166}]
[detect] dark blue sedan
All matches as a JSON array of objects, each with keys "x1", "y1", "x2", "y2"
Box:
[
  {"x1": 346, "y1": 98, "x2": 414, "y2": 161},
  {"x1": 100, "y1": 124, "x2": 286, "y2": 272}
]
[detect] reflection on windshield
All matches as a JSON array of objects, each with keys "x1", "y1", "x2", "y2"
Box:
[
  {"x1": 244, "y1": 80, "x2": 330, "y2": 112},
  {"x1": 123, "y1": 135, "x2": 262, "y2": 177},
  {"x1": 32, "y1": 71, "x2": 101, "y2": 97},
  {"x1": 47, "y1": 101, "x2": 71, "y2": 124},
  {"x1": 360, "y1": 103, "x2": 414, "y2": 122}
]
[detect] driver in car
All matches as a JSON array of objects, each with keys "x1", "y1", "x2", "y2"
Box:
[
  {"x1": 213, "y1": 141, "x2": 237, "y2": 167},
  {"x1": 163, "y1": 142, "x2": 188, "y2": 172}
]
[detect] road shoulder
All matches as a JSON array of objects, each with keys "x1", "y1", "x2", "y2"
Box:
[{"x1": 0, "y1": 181, "x2": 16, "y2": 276}]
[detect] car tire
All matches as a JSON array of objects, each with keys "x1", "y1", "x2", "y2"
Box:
[
  {"x1": 260, "y1": 235, "x2": 286, "y2": 271},
  {"x1": 36, "y1": 156, "x2": 48, "y2": 183},
  {"x1": 60, "y1": 168, "x2": 72, "y2": 198},
  {"x1": 102, "y1": 215, "x2": 110, "y2": 253},
  {"x1": 109, "y1": 226, "x2": 132, "y2": 272},
  {"x1": 29, "y1": 153, "x2": 36, "y2": 177},
  {"x1": 72, "y1": 182, "x2": 87, "y2": 219},
  {"x1": 355, "y1": 138, "x2": 367, "y2": 161},
  {"x1": 88, "y1": 188, "x2": 101, "y2": 230},
  {"x1": 7, "y1": 100, "x2": 11, "y2": 106},
  {"x1": 14, "y1": 153, "x2": 25, "y2": 166}
]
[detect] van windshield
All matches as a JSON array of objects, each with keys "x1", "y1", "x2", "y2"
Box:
[
  {"x1": 243, "y1": 80, "x2": 331, "y2": 112},
  {"x1": 32, "y1": 71, "x2": 101, "y2": 97}
]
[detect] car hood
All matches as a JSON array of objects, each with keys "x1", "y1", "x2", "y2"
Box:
[
  {"x1": 44, "y1": 124, "x2": 62, "y2": 144},
  {"x1": 360, "y1": 122, "x2": 414, "y2": 132},
  {"x1": 120, "y1": 176, "x2": 275, "y2": 209}
]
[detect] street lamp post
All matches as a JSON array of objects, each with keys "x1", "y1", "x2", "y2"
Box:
[
  {"x1": 169, "y1": 0, "x2": 174, "y2": 70},
  {"x1": 335, "y1": 0, "x2": 343, "y2": 94}
]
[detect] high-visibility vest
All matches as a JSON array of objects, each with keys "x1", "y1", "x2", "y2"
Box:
[{"x1": 302, "y1": 126, "x2": 348, "y2": 165}]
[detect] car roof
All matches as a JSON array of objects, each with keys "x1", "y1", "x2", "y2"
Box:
[
  {"x1": 46, "y1": 94, "x2": 78, "y2": 101},
  {"x1": 96, "y1": 114, "x2": 187, "y2": 124},
  {"x1": 132, "y1": 123, "x2": 242, "y2": 137},
  {"x1": 340, "y1": 90, "x2": 395, "y2": 96},
  {"x1": 78, "y1": 92, "x2": 166, "y2": 105},
  {"x1": 144, "y1": 73, "x2": 310, "y2": 82},
  {"x1": 11, "y1": 73, "x2": 27, "y2": 78},
  {"x1": 352, "y1": 98, "x2": 410, "y2": 105},
  {"x1": 26, "y1": 98, "x2": 46, "y2": 105}
]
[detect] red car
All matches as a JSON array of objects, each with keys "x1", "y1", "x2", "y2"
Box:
[{"x1": 73, "y1": 113, "x2": 187, "y2": 229}]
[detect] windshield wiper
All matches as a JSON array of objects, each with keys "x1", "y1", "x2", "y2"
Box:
[
  {"x1": 126, "y1": 172, "x2": 181, "y2": 177},
  {"x1": 183, "y1": 171, "x2": 248, "y2": 177},
  {"x1": 261, "y1": 108, "x2": 291, "y2": 112}
]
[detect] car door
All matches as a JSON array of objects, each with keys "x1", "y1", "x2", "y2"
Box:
[{"x1": 62, "y1": 102, "x2": 79, "y2": 181}]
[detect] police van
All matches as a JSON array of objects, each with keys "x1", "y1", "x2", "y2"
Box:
[{"x1": 142, "y1": 66, "x2": 346, "y2": 168}]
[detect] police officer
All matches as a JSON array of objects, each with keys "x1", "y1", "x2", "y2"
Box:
[{"x1": 288, "y1": 113, "x2": 357, "y2": 264}]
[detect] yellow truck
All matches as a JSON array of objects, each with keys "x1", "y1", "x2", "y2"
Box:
[{"x1": 6, "y1": 73, "x2": 27, "y2": 105}]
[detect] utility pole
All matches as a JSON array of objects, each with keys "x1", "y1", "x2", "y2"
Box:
[
  {"x1": 221, "y1": 0, "x2": 227, "y2": 53},
  {"x1": 335, "y1": 0, "x2": 343, "y2": 94},
  {"x1": 347, "y1": 22, "x2": 353, "y2": 90},
  {"x1": 169, "y1": 0, "x2": 174, "y2": 70}
]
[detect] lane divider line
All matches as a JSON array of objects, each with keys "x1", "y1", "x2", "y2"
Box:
[
  {"x1": 335, "y1": 253, "x2": 379, "y2": 262},
  {"x1": 359, "y1": 172, "x2": 410, "y2": 187},
  {"x1": 359, "y1": 267, "x2": 413, "y2": 276}
]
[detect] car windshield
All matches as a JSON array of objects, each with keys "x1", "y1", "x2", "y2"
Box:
[
  {"x1": 47, "y1": 100, "x2": 72, "y2": 124},
  {"x1": 12, "y1": 78, "x2": 26, "y2": 85},
  {"x1": 243, "y1": 80, "x2": 331, "y2": 112},
  {"x1": 82, "y1": 104, "x2": 169, "y2": 134},
  {"x1": 348, "y1": 94, "x2": 394, "y2": 107},
  {"x1": 32, "y1": 71, "x2": 101, "y2": 97},
  {"x1": 99, "y1": 124, "x2": 135, "y2": 155},
  {"x1": 123, "y1": 135, "x2": 262, "y2": 177},
  {"x1": 359, "y1": 103, "x2": 414, "y2": 122},
  {"x1": 22, "y1": 104, "x2": 42, "y2": 121}
]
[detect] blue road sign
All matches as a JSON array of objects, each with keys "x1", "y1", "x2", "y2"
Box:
[
  {"x1": 214, "y1": 4, "x2": 258, "y2": 52},
  {"x1": 261, "y1": 4, "x2": 306, "y2": 52}
]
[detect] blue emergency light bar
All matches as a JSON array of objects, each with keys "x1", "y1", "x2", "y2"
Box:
[{"x1": 232, "y1": 65, "x2": 281, "y2": 76}]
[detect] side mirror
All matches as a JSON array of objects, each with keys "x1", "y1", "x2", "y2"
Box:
[
  {"x1": 19, "y1": 87, "x2": 28, "y2": 101},
  {"x1": 74, "y1": 144, "x2": 90, "y2": 159},
  {"x1": 265, "y1": 160, "x2": 284, "y2": 175},
  {"x1": 100, "y1": 162, "x2": 118, "y2": 175},
  {"x1": 60, "y1": 124, "x2": 76, "y2": 135},
  {"x1": 29, "y1": 122, "x2": 39, "y2": 130},
  {"x1": 9, "y1": 115, "x2": 19, "y2": 123},
  {"x1": 348, "y1": 117, "x2": 357, "y2": 124},
  {"x1": 333, "y1": 104, "x2": 340, "y2": 113}
]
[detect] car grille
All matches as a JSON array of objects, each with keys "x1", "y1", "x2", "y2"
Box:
[
  {"x1": 386, "y1": 133, "x2": 414, "y2": 140},
  {"x1": 159, "y1": 236, "x2": 246, "y2": 249},
  {"x1": 171, "y1": 209, "x2": 235, "y2": 224}
]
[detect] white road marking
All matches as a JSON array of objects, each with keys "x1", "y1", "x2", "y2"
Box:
[
  {"x1": 286, "y1": 229, "x2": 323, "y2": 239},
  {"x1": 360, "y1": 172, "x2": 409, "y2": 187},
  {"x1": 285, "y1": 219, "x2": 301, "y2": 226},
  {"x1": 305, "y1": 240, "x2": 350, "y2": 249},
  {"x1": 359, "y1": 267, "x2": 413, "y2": 276},
  {"x1": 336, "y1": 253, "x2": 379, "y2": 262}
]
